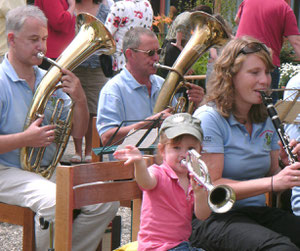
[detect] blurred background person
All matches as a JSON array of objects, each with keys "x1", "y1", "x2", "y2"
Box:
[
  {"x1": 159, "y1": 5, "x2": 212, "y2": 79},
  {"x1": 70, "y1": 0, "x2": 111, "y2": 163},
  {"x1": 205, "y1": 13, "x2": 233, "y2": 86},
  {"x1": 168, "y1": 5, "x2": 178, "y2": 21},
  {"x1": 35, "y1": 0, "x2": 76, "y2": 70},
  {"x1": 105, "y1": 0, "x2": 153, "y2": 73}
]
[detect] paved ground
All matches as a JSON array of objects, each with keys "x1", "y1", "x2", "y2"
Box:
[{"x1": 0, "y1": 138, "x2": 131, "y2": 250}]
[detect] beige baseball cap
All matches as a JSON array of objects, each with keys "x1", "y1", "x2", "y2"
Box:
[{"x1": 159, "y1": 113, "x2": 203, "y2": 142}]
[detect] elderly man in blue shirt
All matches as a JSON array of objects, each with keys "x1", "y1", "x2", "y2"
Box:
[
  {"x1": 0, "y1": 5, "x2": 118, "y2": 251},
  {"x1": 97, "y1": 27, "x2": 204, "y2": 146}
]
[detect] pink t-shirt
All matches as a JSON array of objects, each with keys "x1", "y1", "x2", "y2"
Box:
[
  {"x1": 137, "y1": 162, "x2": 194, "y2": 251},
  {"x1": 236, "y1": 0, "x2": 300, "y2": 66}
]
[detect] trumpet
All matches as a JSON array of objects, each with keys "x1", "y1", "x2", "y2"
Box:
[{"x1": 181, "y1": 149, "x2": 236, "y2": 213}]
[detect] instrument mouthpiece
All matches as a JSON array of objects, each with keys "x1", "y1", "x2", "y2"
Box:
[
  {"x1": 37, "y1": 52, "x2": 45, "y2": 59},
  {"x1": 37, "y1": 53, "x2": 62, "y2": 70},
  {"x1": 153, "y1": 62, "x2": 160, "y2": 68}
]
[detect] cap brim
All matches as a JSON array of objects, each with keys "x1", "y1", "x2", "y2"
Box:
[{"x1": 164, "y1": 126, "x2": 203, "y2": 142}]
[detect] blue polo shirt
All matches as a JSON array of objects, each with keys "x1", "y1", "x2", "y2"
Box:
[
  {"x1": 193, "y1": 104, "x2": 280, "y2": 209},
  {"x1": 283, "y1": 73, "x2": 300, "y2": 142},
  {"x1": 97, "y1": 67, "x2": 164, "y2": 136},
  {"x1": 0, "y1": 55, "x2": 71, "y2": 168}
]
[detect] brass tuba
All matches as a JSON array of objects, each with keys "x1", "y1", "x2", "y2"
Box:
[
  {"x1": 153, "y1": 11, "x2": 230, "y2": 114},
  {"x1": 20, "y1": 13, "x2": 116, "y2": 179}
]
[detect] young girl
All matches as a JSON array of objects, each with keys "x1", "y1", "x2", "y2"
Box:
[{"x1": 114, "y1": 113, "x2": 211, "y2": 251}]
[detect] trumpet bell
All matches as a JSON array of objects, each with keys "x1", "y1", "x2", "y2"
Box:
[
  {"x1": 209, "y1": 185, "x2": 236, "y2": 213},
  {"x1": 183, "y1": 149, "x2": 236, "y2": 213}
]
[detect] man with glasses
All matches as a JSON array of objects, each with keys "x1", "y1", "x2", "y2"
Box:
[
  {"x1": 236, "y1": 0, "x2": 300, "y2": 103},
  {"x1": 97, "y1": 27, "x2": 204, "y2": 147}
]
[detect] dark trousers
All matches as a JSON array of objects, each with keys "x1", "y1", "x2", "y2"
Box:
[
  {"x1": 159, "y1": 39, "x2": 182, "y2": 79},
  {"x1": 190, "y1": 206, "x2": 300, "y2": 251}
]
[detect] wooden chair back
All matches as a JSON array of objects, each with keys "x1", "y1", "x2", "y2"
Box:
[
  {"x1": 0, "y1": 203, "x2": 35, "y2": 251},
  {"x1": 92, "y1": 116, "x2": 102, "y2": 162},
  {"x1": 54, "y1": 157, "x2": 153, "y2": 251}
]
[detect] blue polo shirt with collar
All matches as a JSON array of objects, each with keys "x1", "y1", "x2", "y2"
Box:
[
  {"x1": 283, "y1": 72, "x2": 300, "y2": 142},
  {"x1": 97, "y1": 67, "x2": 165, "y2": 136},
  {"x1": 0, "y1": 55, "x2": 72, "y2": 168},
  {"x1": 193, "y1": 104, "x2": 280, "y2": 209}
]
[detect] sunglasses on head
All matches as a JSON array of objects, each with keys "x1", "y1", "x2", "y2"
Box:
[
  {"x1": 130, "y1": 48, "x2": 162, "y2": 57},
  {"x1": 236, "y1": 42, "x2": 270, "y2": 57}
]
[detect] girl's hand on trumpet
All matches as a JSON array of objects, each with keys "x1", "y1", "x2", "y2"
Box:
[{"x1": 190, "y1": 173, "x2": 212, "y2": 220}]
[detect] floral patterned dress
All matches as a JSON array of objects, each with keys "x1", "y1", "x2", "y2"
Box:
[{"x1": 105, "y1": 0, "x2": 153, "y2": 71}]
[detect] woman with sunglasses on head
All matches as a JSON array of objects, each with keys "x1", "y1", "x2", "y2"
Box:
[{"x1": 190, "y1": 36, "x2": 300, "y2": 251}]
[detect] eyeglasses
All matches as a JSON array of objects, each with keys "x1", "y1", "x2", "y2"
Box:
[
  {"x1": 236, "y1": 42, "x2": 270, "y2": 57},
  {"x1": 130, "y1": 48, "x2": 162, "y2": 57}
]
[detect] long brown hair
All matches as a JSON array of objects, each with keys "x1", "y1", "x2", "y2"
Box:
[{"x1": 203, "y1": 36, "x2": 275, "y2": 123}]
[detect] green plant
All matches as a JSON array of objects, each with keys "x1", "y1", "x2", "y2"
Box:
[
  {"x1": 218, "y1": 0, "x2": 237, "y2": 29},
  {"x1": 192, "y1": 52, "x2": 209, "y2": 75},
  {"x1": 279, "y1": 63, "x2": 300, "y2": 89},
  {"x1": 280, "y1": 41, "x2": 297, "y2": 64}
]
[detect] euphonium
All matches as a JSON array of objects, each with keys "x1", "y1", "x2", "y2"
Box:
[
  {"x1": 20, "y1": 13, "x2": 116, "y2": 179},
  {"x1": 153, "y1": 11, "x2": 230, "y2": 114},
  {"x1": 181, "y1": 149, "x2": 236, "y2": 213}
]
